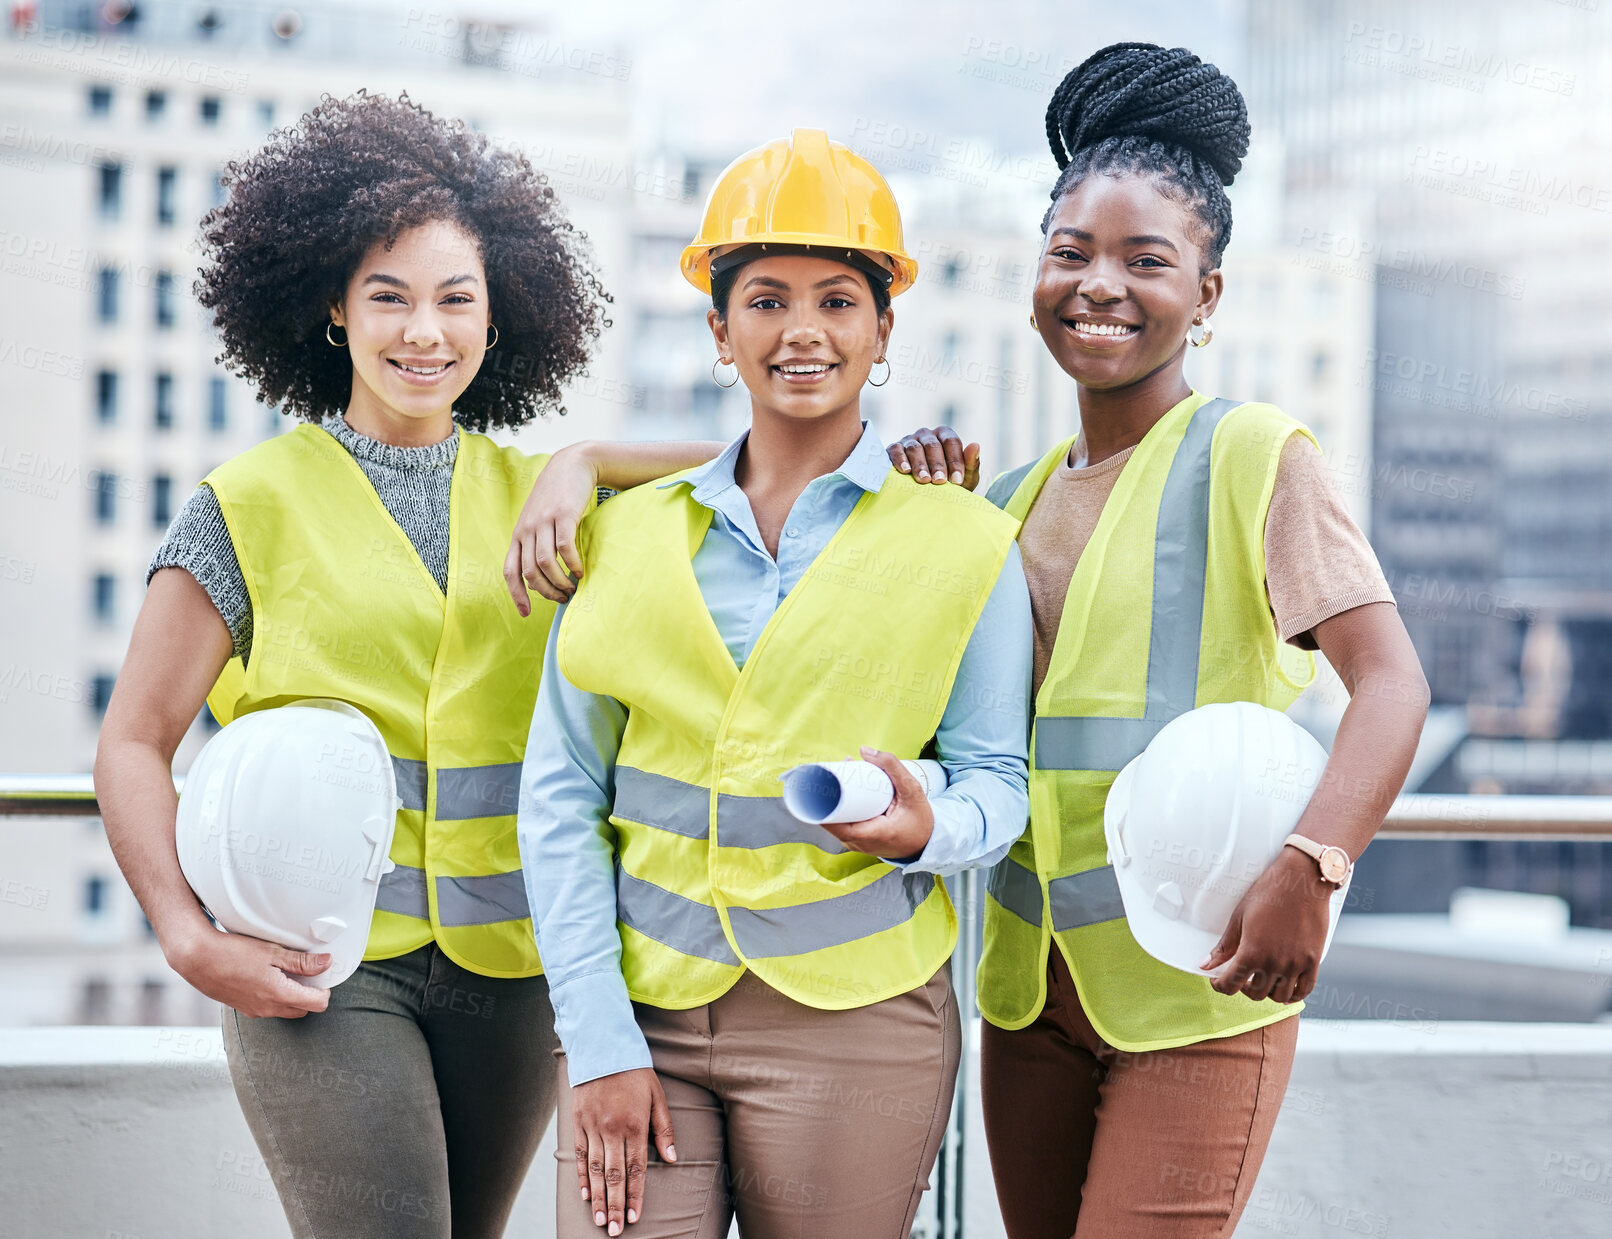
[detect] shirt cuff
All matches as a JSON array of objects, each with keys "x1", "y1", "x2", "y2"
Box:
[
  {"x1": 883, "y1": 797, "x2": 984, "y2": 875},
  {"x1": 549, "y1": 969, "x2": 653, "y2": 1086}
]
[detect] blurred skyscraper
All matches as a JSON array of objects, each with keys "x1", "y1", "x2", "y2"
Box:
[{"x1": 1246, "y1": 0, "x2": 1612, "y2": 923}]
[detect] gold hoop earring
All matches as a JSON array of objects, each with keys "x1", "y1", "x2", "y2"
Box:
[
  {"x1": 867, "y1": 358, "x2": 891, "y2": 387},
  {"x1": 486, "y1": 324, "x2": 499, "y2": 350},
  {"x1": 1029, "y1": 313, "x2": 1039, "y2": 331},
  {"x1": 326, "y1": 322, "x2": 348, "y2": 347},
  {"x1": 711, "y1": 357, "x2": 739, "y2": 388},
  {"x1": 1188, "y1": 317, "x2": 1213, "y2": 349}
]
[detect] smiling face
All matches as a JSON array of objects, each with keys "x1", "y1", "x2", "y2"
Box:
[
  {"x1": 1032, "y1": 174, "x2": 1222, "y2": 393},
  {"x1": 708, "y1": 253, "x2": 893, "y2": 427},
  {"x1": 329, "y1": 218, "x2": 490, "y2": 441}
]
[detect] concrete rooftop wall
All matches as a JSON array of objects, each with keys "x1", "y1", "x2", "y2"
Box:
[{"x1": 4, "y1": 1021, "x2": 1612, "y2": 1238}]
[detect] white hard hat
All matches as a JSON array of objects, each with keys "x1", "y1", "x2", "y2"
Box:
[
  {"x1": 1104, "y1": 701, "x2": 1350, "y2": 977},
  {"x1": 176, "y1": 699, "x2": 400, "y2": 988}
]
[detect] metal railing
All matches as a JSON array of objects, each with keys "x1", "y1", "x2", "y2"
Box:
[
  {"x1": 9, "y1": 775, "x2": 1612, "y2": 838},
  {"x1": 7, "y1": 778, "x2": 1612, "y2": 1239}
]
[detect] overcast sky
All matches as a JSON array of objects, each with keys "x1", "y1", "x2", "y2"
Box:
[{"x1": 357, "y1": 0, "x2": 1248, "y2": 156}]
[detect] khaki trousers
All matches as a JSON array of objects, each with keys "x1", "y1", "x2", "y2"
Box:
[
  {"x1": 556, "y1": 966, "x2": 960, "y2": 1239},
  {"x1": 980, "y1": 947, "x2": 1298, "y2": 1239}
]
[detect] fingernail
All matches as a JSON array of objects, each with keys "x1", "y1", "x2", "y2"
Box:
[
  {"x1": 628, "y1": 1209, "x2": 639, "y2": 1224},
  {"x1": 951, "y1": 471, "x2": 963, "y2": 484},
  {"x1": 595, "y1": 1210, "x2": 606, "y2": 1226},
  {"x1": 610, "y1": 1223, "x2": 621, "y2": 1236},
  {"x1": 581, "y1": 1188, "x2": 590, "y2": 1200},
  {"x1": 860, "y1": 745, "x2": 875, "y2": 757},
  {"x1": 899, "y1": 461, "x2": 910, "y2": 472},
  {"x1": 666, "y1": 1144, "x2": 677, "y2": 1163},
  {"x1": 917, "y1": 470, "x2": 929, "y2": 480}
]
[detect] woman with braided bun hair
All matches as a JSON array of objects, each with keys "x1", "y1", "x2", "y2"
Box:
[
  {"x1": 95, "y1": 90, "x2": 723, "y2": 1238},
  {"x1": 890, "y1": 43, "x2": 1428, "y2": 1237}
]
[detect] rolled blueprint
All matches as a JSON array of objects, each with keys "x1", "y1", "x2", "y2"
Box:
[{"x1": 779, "y1": 759, "x2": 948, "y2": 825}]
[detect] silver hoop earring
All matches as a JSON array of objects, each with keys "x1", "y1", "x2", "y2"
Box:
[
  {"x1": 1188, "y1": 317, "x2": 1213, "y2": 349},
  {"x1": 326, "y1": 322, "x2": 348, "y2": 347},
  {"x1": 485, "y1": 324, "x2": 499, "y2": 350},
  {"x1": 711, "y1": 357, "x2": 739, "y2": 388},
  {"x1": 867, "y1": 358, "x2": 891, "y2": 387}
]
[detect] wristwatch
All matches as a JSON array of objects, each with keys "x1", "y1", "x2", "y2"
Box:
[{"x1": 1283, "y1": 833, "x2": 1353, "y2": 888}]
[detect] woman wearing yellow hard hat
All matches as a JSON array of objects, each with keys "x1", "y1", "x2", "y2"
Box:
[
  {"x1": 517, "y1": 128, "x2": 1033, "y2": 1237},
  {"x1": 888, "y1": 45, "x2": 1429, "y2": 1238}
]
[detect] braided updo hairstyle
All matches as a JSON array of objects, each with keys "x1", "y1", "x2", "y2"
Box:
[{"x1": 1042, "y1": 43, "x2": 1250, "y2": 272}]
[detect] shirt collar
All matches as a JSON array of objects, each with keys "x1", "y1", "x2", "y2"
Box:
[{"x1": 658, "y1": 420, "x2": 892, "y2": 503}]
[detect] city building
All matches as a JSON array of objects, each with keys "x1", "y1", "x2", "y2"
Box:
[
  {"x1": 1245, "y1": 0, "x2": 1612, "y2": 923},
  {"x1": 0, "y1": 0, "x2": 635, "y2": 1024}
]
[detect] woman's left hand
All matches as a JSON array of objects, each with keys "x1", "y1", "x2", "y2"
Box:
[
  {"x1": 505, "y1": 444, "x2": 596, "y2": 613},
  {"x1": 818, "y1": 746, "x2": 936, "y2": 860},
  {"x1": 886, "y1": 426, "x2": 981, "y2": 490},
  {"x1": 1201, "y1": 847, "x2": 1335, "y2": 1004}
]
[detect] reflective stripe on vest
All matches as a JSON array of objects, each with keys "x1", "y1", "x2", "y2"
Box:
[
  {"x1": 392, "y1": 758, "x2": 428, "y2": 812},
  {"x1": 436, "y1": 870, "x2": 529, "y2": 926},
  {"x1": 376, "y1": 864, "x2": 428, "y2": 919},
  {"x1": 1035, "y1": 397, "x2": 1237, "y2": 773},
  {"x1": 988, "y1": 855, "x2": 1125, "y2": 932},
  {"x1": 392, "y1": 758, "x2": 522, "y2": 820},
  {"x1": 615, "y1": 767, "x2": 848, "y2": 854},
  {"x1": 436, "y1": 762, "x2": 523, "y2": 821},
  {"x1": 617, "y1": 868, "x2": 739, "y2": 965},
  {"x1": 616, "y1": 862, "x2": 936, "y2": 962},
  {"x1": 727, "y1": 869, "x2": 935, "y2": 959},
  {"x1": 373, "y1": 863, "x2": 529, "y2": 926}
]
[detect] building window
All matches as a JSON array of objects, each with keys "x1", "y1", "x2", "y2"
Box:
[
  {"x1": 92, "y1": 471, "x2": 118, "y2": 524},
  {"x1": 154, "y1": 270, "x2": 175, "y2": 328},
  {"x1": 154, "y1": 372, "x2": 174, "y2": 429},
  {"x1": 209, "y1": 376, "x2": 228, "y2": 432},
  {"x1": 145, "y1": 90, "x2": 167, "y2": 121},
  {"x1": 211, "y1": 168, "x2": 227, "y2": 208},
  {"x1": 79, "y1": 978, "x2": 112, "y2": 1025},
  {"x1": 138, "y1": 978, "x2": 166, "y2": 1025},
  {"x1": 91, "y1": 675, "x2": 116, "y2": 716},
  {"x1": 97, "y1": 267, "x2": 119, "y2": 323},
  {"x1": 199, "y1": 95, "x2": 221, "y2": 125},
  {"x1": 256, "y1": 99, "x2": 275, "y2": 128},
  {"x1": 156, "y1": 166, "x2": 177, "y2": 226},
  {"x1": 96, "y1": 162, "x2": 122, "y2": 220},
  {"x1": 95, "y1": 369, "x2": 119, "y2": 424},
  {"x1": 93, "y1": 573, "x2": 116, "y2": 623},
  {"x1": 1311, "y1": 350, "x2": 1330, "y2": 385},
  {"x1": 88, "y1": 85, "x2": 113, "y2": 116},
  {"x1": 84, "y1": 876, "x2": 107, "y2": 915},
  {"x1": 152, "y1": 474, "x2": 173, "y2": 526}
]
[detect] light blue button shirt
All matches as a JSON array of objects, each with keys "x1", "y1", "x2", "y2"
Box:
[{"x1": 517, "y1": 422, "x2": 1032, "y2": 1086}]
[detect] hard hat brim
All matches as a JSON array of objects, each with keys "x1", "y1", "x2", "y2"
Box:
[{"x1": 681, "y1": 236, "x2": 918, "y2": 297}]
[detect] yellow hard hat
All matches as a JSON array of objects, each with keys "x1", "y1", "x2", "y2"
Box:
[{"x1": 680, "y1": 128, "x2": 919, "y2": 297}]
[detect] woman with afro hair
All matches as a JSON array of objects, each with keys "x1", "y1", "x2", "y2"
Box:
[
  {"x1": 889, "y1": 44, "x2": 1428, "y2": 1237},
  {"x1": 94, "y1": 90, "x2": 721, "y2": 1239}
]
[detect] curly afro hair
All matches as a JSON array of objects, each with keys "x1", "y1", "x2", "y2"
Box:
[
  {"x1": 195, "y1": 90, "x2": 611, "y2": 430},
  {"x1": 1042, "y1": 43, "x2": 1251, "y2": 272}
]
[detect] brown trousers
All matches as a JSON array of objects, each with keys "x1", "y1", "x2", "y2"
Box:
[
  {"x1": 980, "y1": 948, "x2": 1298, "y2": 1239},
  {"x1": 555, "y1": 966, "x2": 960, "y2": 1239}
]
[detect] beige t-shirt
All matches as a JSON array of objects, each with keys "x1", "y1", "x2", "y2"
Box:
[{"x1": 1016, "y1": 432, "x2": 1395, "y2": 696}]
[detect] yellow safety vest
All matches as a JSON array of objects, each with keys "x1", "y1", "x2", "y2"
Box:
[
  {"x1": 203, "y1": 423, "x2": 556, "y2": 979},
  {"x1": 977, "y1": 393, "x2": 1317, "y2": 1049},
  {"x1": 558, "y1": 469, "x2": 1019, "y2": 1010}
]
